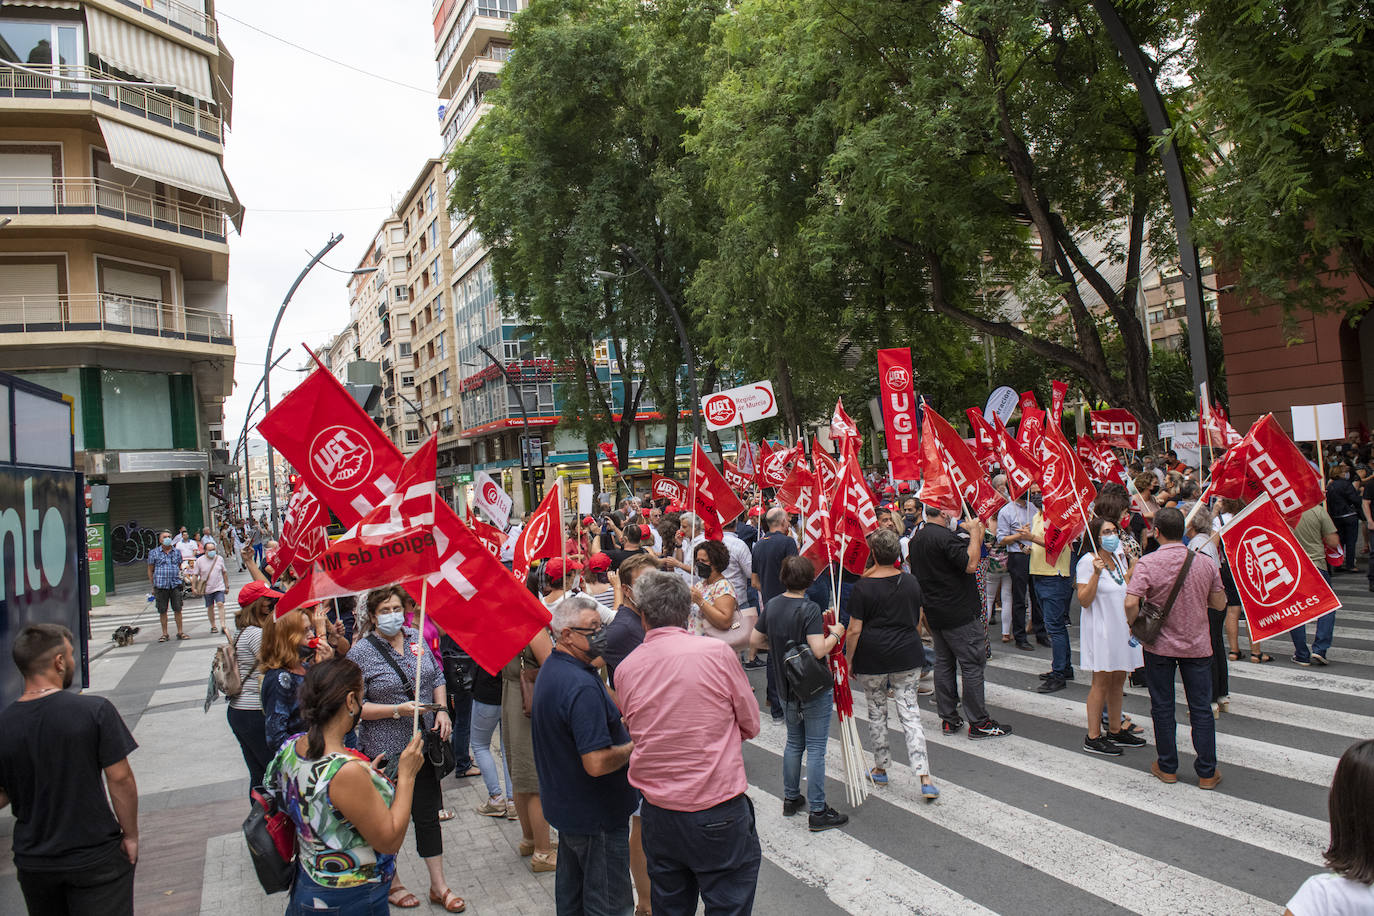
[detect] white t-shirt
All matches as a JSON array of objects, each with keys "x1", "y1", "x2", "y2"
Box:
[
  {"x1": 174, "y1": 539, "x2": 197, "y2": 562},
  {"x1": 1285, "y1": 873, "x2": 1374, "y2": 916}
]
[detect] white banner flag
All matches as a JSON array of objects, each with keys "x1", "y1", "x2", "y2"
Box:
[{"x1": 473, "y1": 470, "x2": 514, "y2": 528}]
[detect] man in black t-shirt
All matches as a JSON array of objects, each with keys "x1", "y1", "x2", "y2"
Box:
[
  {"x1": 0, "y1": 624, "x2": 139, "y2": 916},
  {"x1": 907, "y1": 505, "x2": 1012, "y2": 740},
  {"x1": 606, "y1": 521, "x2": 650, "y2": 571},
  {"x1": 750, "y1": 507, "x2": 798, "y2": 717}
]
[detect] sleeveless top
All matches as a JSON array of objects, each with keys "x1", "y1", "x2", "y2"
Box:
[{"x1": 266, "y1": 739, "x2": 396, "y2": 887}]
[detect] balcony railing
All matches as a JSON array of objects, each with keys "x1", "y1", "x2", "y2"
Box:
[
  {"x1": 0, "y1": 177, "x2": 228, "y2": 242},
  {"x1": 0, "y1": 65, "x2": 223, "y2": 143},
  {"x1": 0, "y1": 293, "x2": 234, "y2": 343},
  {"x1": 112, "y1": 0, "x2": 217, "y2": 44}
]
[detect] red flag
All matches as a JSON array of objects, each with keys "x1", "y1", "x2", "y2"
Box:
[
  {"x1": 990, "y1": 413, "x2": 1039, "y2": 500},
  {"x1": 1200, "y1": 401, "x2": 1243, "y2": 449},
  {"x1": 1240, "y1": 415, "x2": 1325, "y2": 524},
  {"x1": 650, "y1": 474, "x2": 687, "y2": 503},
  {"x1": 274, "y1": 479, "x2": 330, "y2": 578},
  {"x1": 1208, "y1": 442, "x2": 1248, "y2": 500},
  {"x1": 1016, "y1": 391, "x2": 1045, "y2": 455},
  {"x1": 965, "y1": 408, "x2": 999, "y2": 473},
  {"x1": 465, "y1": 506, "x2": 506, "y2": 559},
  {"x1": 757, "y1": 441, "x2": 791, "y2": 488},
  {"x1": 722, "y1": 458, "x2": 751, "y2": 494},
  {"x1": 598, "y1": 442, "x2": 619, "y2": 470},
  {"x1": 877, "y1": 348, "x2": 921, "y2": 478},
  {"x1": 920, "y1": 405, "x2": 1007, "y2": 522},
  {"x1": 690, "y1": 441, "x2": 746, "y2": 540},
  {"x1": 258, "y1": 374, "x2": 550, "y2": 673},
  {"x1": 1075, "y1": 433, "x2": 1098, "y2": 473},
  {"x1": 1083, "y1": 436, "x2": 1129, "y2": 487},
  {"x1": 1050, "y1": 380, "x2": 1068, "y2": 427},
  {"x1": 1089, "y1": 409, "x2": 1142, "y2": 450},
  {"x1": 833, "y1": 453, "x2": 879, "y2": 574},
  {"x1": 513, "y1": 481, "x2": 563, "y2": 580},
  {"x1": 830, "y1": 397, "x2": 860, "y2": 445},
  {"x1": 1219, "y1": 494, "x2": 1341, "y2": 642},
  {"x1": 1038, "y1": 424, "x2": 1096, "y2": 542},
  {"x1": 799, "y1": 471, "x2": 836, "y2": 570},
  {"x1": 775, "y1": 459, "x2": 813, "y2": 512},
  {"x1": 812, "y1": 439, "x2": 840, "y2": 497}
]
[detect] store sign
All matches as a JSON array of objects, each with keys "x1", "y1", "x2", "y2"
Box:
[{"x1": 0, "y1": 468, "x2": 84, "y2": 706}]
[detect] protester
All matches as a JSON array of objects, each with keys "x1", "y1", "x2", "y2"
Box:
[
  {"x1": 602, "y1": 553, "x2": 659, "y2": 690},
  {"x1": 582, "y1": 553, "x2": 619, "y2": 620},
  {"x1": 616, "y1": 571, "x2": 762, "y2": 914},
  {"x1": 264, "y1": 658, "x2": 424, "y2": 914},
  {"x1": 1186, "y1": 508, "x2": 1229, "y2": 713},
  {"x1": 1210, "y1": 498, "x2": 1255, "y2": 663},
  {"x1": 665, "y1": 512, "x2": 705, "y2": 584},
  {"x1": 719, "y1": 515, "x2": 755, "y2": 602},
  {"x1": 751, "y1": 506, "x2": 797, "y2": 716},
  {"x1": 1125, "y1": 507, "x2": 1226, "y2": 788},
  {"x1": 226, "y1": 581, "x2": 282, "y2": 792},
  {"x1": 1025, "y1": 501, "x2": 1073, "y2": 690},
  {"x1": 908, "y1": 505, "x2": 1011, "y2": 739},
  {"x1": 995, "y1": 489, "x2": 1040, "y2": 650},
  {"x1": 501, "y1": 623, "x2": 558, "y2": 873},
  {"x1": 1326, "y1": 465, "x2": 1362, "y2": 574},
  {"x1": 1283, "y1": 738, "x2": 1374, "y2": 915},
  {"x1": 261, "y1": 609, "x2": 318, "y2": 755},
  {"x1": 193, "y1": 541, "x2": 228, "y2": 634},
  {"x1": 1075, "y1": 516, "x2": 1145, "y2": 757},
  {"x1": 541, "y1": 557, "x2": 580, "y2": 609},
  {"x1": 751, "y1": 555, "x2": 848, "y2": 829},
  {"x1": 147, "y1": 529, "x2": 188, "y2": 642},
  {"x1": 470, "y1": 662, "x2": 514, "y2": 819},
  {"x1": 0, "y1": 624, "x2": 139, "y2": 916},
  {"x1": 532, "y1": 595, "x2": 638, "y2": 915},
  {"x1": 1292, "y1": 504, "x2": 1342, "y2": 667},
  {"x1": 690, "y1": 539, "x2": 741, "y2": 637},
  {"x1": 607, "y1": 522, "x2": 650, "y2": 570},
  {"x1": 438, "y1": 634, "x2": 481, "y2": 783},
  {"x1": 346, "y1": 586, "x2": 463, "y2": 910},
  {"x1": 845, "y1": 530, "x2": 938, "y2": 797}
]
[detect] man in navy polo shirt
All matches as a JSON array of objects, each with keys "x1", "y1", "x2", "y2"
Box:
[{"x1": 532, "y1": 594, "x2": 637, "y2": 916}]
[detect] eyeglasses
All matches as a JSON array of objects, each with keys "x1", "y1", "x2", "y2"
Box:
[{"x1": 569, "y1": 626, "x2": 602, "y2": 637}]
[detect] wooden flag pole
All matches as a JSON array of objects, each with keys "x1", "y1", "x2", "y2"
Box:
[{"x1": 413, "y1": 580, "x2": 428, "y2": 735}]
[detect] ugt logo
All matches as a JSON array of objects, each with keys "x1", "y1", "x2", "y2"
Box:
[
  {"x1": 884, "y1": 366, "x2": 910, "y2": 392},
  {"x1": 310, "y1": 426, "x2": 374, "y2": 491},
  {"x1": 1237, "y1": 526, "x2": 1298, "y2": 605},
  {"x1": 705, "y1": 394, "x2": 737, "y2": 427}
]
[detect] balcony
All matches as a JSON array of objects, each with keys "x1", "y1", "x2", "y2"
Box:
[
  {"x1": 111, "y1": 0, "x2": 217, "y2": 44},
  {"x1": 0, "y1": 66, "x2": 223, "y2": 143},
  {"x1": 0, "y1": 177, "x2": 229, "y2": 243},
  {"x1": 0, "y1": 293, "x2": 233, "y2": 344},
  {"x1": 379, "y1": 328, "x2": 392, "y2": 346},
  {"x1": 377, "y1": 300, "x2": 389, "y2": 318}
]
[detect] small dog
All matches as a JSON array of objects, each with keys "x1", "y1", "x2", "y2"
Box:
[{"x1": 112, "y1": 625, "x2": 140, "y2": 647}]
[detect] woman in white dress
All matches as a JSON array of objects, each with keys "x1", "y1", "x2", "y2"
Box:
[{"x1": 1075, "y1": 515, "x2": 1146, "y2": 758}]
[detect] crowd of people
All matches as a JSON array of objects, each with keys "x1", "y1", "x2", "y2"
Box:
[{"x1": 1, "y1": 433, "x2": 1372, "y2": 915}]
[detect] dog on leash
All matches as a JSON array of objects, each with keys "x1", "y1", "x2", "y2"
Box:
[{"x1": 111, "y1": 625, "x2": 140, "y2": 647}]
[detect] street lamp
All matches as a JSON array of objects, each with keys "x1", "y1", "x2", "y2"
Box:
[
  {"x1": 472, "y1": 342, "x2": 539, "y2": 507},
  {"x1": 599, "y1": 244, "x2": 701, "y2": 442},
  {"x1": 395, "y1": 389, "x2": 431, "y2": 436},
  {"x1": 234, "y1": 348, "x2": 292, "y2": 521}
]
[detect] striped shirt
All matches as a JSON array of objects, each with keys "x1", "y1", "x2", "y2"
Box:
[{"x1": 229, "y1": 626, "x2": 264, "y2": 711}]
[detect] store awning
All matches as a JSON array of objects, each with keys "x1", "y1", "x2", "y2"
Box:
[
  {"x1": 85, "y1": 6, "x2": 214, "y2": 102},
  {"x1": 97, "y1": 116, "x2": 233, "y2": 202}
]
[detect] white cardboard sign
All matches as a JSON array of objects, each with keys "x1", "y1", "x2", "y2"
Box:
[{"x1": 1290, "y1": 403, "x2": 1345, "y2": 442}]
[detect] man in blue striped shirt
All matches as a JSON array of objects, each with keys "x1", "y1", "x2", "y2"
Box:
[{"x1": 146, "y1": 531, "x2": 186, "y2": 642}]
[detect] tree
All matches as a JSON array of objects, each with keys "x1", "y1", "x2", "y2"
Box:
[
  {"x1": 691, "y1": 0, "x2": 1192, "y2": 438},
  {"x1": 448, "y1": 0, "x2": 722, "y2": 479},
  {"x1": 1188, "y1": 0, "x2": 1374, "y2": 314}
]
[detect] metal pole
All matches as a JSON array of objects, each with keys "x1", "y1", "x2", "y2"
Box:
[
  {"x1": 1089, "y1": 1, "x2": 1210, "y2": 412},
  {"x1": 395, "y1": 391, "x2": 431, "y2": 436},
  {"x1": 264, "y1": 233, "x2": 344, "y2": 536},
  {"x1": 236, "y1": 349, "x2": 291, "y2": 521},
  {"x1": 618, "y1": 244, "x2": 701, "y2": 443},
  {"x1": 477, "y1": 342, "x2": 535, "y2": 509}
]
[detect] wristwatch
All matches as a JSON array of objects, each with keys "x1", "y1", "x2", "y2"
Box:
[{"x1": 392, "y1": 705, "x2": 400, "y2": 719}]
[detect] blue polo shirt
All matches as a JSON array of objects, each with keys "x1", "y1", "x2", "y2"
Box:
[{"x1": 530, "y1": 650, "x2": 636, "y2": 835}]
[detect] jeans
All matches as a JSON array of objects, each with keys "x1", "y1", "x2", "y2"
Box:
[
  {"x1": 1033, "y1": 574, "x2": 1073, "y2": 679},
  {"x1": 17, "y1": 846, "x2": 134, "y2": 916},
  {"x1": 931, "y1": 618, "x2": 990, "y2": 725},
  {"x1": 1291, "y1": 571, "x2": 1337, "y2": 660},
  {"x1": 226, "y1": 705, "x2": 271, "y2": 791},
  {"x1": 555, "y1": 827, "x2": 634, "y2": 916},
  {"x1": 1142, "y1": 651, "x2": 1216, "y2": 778},
  {"x1": 286, "y1": 870, "x2": 390, "y2": 915},
  {"x1": 470, "y1": 699, "x2": 512, "y2": 799},
  {"x1": 1334, "y1": 515, "x2": 1360, "y2": 571},
  {"x1": 782, "y1": 689, "x2": 833, "y2": 812},
  {"x1": 640, "y1": 794, "x2": 761, "y2": 916},
  {"x1": 764, "y1": 661, "x2": 783, "y2": 719},
  {"x1": 448, "y1": 687, "x2": 473, "y2": 771},
  {"x1": 1207, "y1": 608, "x2": 1229, "y2": 700},
  {"x1": 858, "y1": 670, "x2": 929, "y2": 775}
]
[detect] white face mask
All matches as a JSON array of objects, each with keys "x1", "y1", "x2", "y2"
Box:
[{"x1": 375, "y1": 611, "x2": 404, "y2": 636}]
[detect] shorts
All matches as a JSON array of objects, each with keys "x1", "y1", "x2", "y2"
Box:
[
  {"x1": 204, "y1": 590, "x2": 226, "y2": 608},
  {"x1": 1219, "y1": 564, "x2": 1242, "y2": 607}
]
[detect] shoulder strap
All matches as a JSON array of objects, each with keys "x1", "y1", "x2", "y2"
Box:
[
  {"x1": 367, "y1": 633, "x2": 413, "y2": 693},
  {"x1": 1160, "y1": 549, "x2": 1195, "y2": 613}
]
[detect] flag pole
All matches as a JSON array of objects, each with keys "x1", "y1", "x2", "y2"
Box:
[{"x1": 414, "y1": 456, "x2": 437, "y2": 736}]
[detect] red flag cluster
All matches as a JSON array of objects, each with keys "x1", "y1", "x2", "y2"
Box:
[{"x1": 1209, "y1": 414, "x2": 1324, "y2": 524}]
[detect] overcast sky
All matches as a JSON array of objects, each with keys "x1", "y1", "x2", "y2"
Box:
[{"x1": 218, "y1": 0, "x2": 438, "y2": 445}]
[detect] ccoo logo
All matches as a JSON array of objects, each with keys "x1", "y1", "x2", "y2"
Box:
[{"x1": 310, "y1": 426, "x2": 374, "y2": 491}]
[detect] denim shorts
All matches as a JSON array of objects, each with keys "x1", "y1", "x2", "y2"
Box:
[{"x1": 204, "y1": 590, "x2": 226, "y2": 608}]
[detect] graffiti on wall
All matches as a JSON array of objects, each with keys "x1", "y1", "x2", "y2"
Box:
[{"x1": 110, "y1": 521, "x2": 160, "y2": 565}]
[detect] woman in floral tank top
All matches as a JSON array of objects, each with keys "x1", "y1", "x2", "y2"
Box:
[{"x1": 267, "y1": 658, "x2": 426, "y2": 915}]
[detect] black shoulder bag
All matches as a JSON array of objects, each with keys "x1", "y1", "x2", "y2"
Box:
[
  {"x1": 1129, "y1": 550, "x2": 1194, "y2": 646},
  {"x1": 780, "y1": 600, "x2": 833, "y2": 701},
  {"x1": 366, "y1": 635, "x2": 456, "y2": 779}
]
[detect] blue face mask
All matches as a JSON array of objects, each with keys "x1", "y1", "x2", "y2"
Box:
[
  {"x1": 1101, "y1": 534, "x2": 1121, "y2": 554},
  {"x1": 375, "y1": 611, "x2": 404, "y2": 637}
]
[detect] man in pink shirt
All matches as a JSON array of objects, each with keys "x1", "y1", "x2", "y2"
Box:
[
  {"x1": 615, "y1": 571, "x2": 761, "y2": 916},
  {"x1": 1125, "y1": 507, "x2": 1227, "y2": 789}
]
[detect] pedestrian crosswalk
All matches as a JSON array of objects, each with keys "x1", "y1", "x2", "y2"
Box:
[{"x1": 734, "y1": 578, "x2": 1372, "y2": 915}]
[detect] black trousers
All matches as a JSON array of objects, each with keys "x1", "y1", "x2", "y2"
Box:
[
  {"x1": 411, "y1": 761, "x2": 443, "y2": 858},
  {"x1": 226, "y1": 705, "x2": 271, "y2": 791},
  {"x1": 17, "y1": 846, "x2": 135, "y2": 916},
  {"x1": 640, "y1": 794, "x2": 761, "y2": 916},
  {"x1": 1207, "y1": 607, "x2": 1229, "y2": 700},
  {"x1": 1005, "y1": 553, "x2": 1045, "y2": 641}
]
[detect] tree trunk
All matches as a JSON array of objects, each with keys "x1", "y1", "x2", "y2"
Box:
[{"x1": 775, "y1": 349, "x2": 800, "y2": 439}]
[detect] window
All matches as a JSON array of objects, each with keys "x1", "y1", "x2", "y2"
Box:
[
  {"x1": 431, "y1": 257, "x2": 442, "y2": 286},
  {"x1": 401, "y1": 373, "x2": 414, "y2": 388},
  {"x1": 427, "y1": 182, "x2": 437, "y2": 213},
  {"x1": 439, "y1": 369, "x2": 450, "y2": 397},
  {"x1": 399, "y1": 342, "x2": 412, "y2": 357},
  {"x1": 442, "y1": 407, "x2": 453, "y2": 425},
  {"x1": 393, "y1": 285, "x2": 409, "y2": 302},
  {"x1": 390, "y1": 227, "x2": 404, "y2": 244},
  {"x1": 391, "y1": 256, "x2": 407, "y2": 273},
  {"x1": 101, "y1": 370, "x2": 173, "y2": 449},
  {"x1": 503, "y1": 341, "x2": 522, "y2": 361},
  {"x1": 437, "y1": 331, "x2": 446, "y2": 358},
  {"x1": 428, "y1": 220, "x2": 438, "y2": 249},
  {"x1": 0, "y1": 19, "x2": 83, "y2": 79},
  {"x1": 434, "y1": 292, "x2": 444, "y2": 322},
  {"x1": 405, "y1": 429, "x2": 421, "y2": 444}
]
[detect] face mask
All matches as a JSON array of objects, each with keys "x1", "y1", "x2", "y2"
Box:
[
  {"x1": 375, "y1": 611, "x2": 404, "y2": 636},
  {"x1": 206, "y1": 549, "x2": 216, "y2": 558},
  {"x1": 694, "y1": 562, "x2": 712, "y2": 578},
  {"x1": 162, "y1": 537, "x2": 173, "y2": 547},
  {"x1": 1101, "y1": 534, "x2": 1121, "y2": 554},
  {"x1": 584, "y1": 627, "x2": 608, "y2": 660},
  {"x1": 299, "y1": 643, "x2": 316, "y2": 663},
  {"x1": 1029, "y1": 493, "x2": 1043, "y2": 509},
  {"x1": 903, "y1": 513, "x2": 916, "y2": 523}
]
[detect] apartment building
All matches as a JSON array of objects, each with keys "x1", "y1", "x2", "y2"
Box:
[
  {"x1": 0, "y1": 0, "x2": 238, "y2": 593},
  {"x1": 348, "y1": 214, "x2": 421, "y2": 451}
]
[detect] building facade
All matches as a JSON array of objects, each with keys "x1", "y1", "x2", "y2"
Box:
[
  {"x1": 349, "y1": 214, "x2": 422, "y2": 451},
  {"x1": 0, "y1": 0, "x2": 239, "y2": 592}
]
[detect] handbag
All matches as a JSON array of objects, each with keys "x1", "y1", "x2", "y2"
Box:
[
  {"x1": 211, "y1": 631, "x2": 254, "y2": 700},
  {"x1": 781, "y1": 639, "x2": 832, "y2": 700},
  {"x1": 191, "y1": 574, "x2": 207, "y2": 597},
  {"x1": 243, "y1": 787, "x2": 296, "y2": 894},
  {"x1": 366, "y1": 635, "x2": 455, "y2": 779},
  {"x1": 519, "y1": 651, "x2": 539, "y2": 718},
  {"x1": 700, "y1": 582, "x2": 754, "y2": 651},
  {"x1": 1129, "y1": 550, "x2": 1195, "y2": 645}
]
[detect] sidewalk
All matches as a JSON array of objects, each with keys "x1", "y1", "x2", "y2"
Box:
[{"x1": 1, "y1": 566, "x2": 560, "y2": 915}]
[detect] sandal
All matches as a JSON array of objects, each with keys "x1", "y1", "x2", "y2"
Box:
[
  {"x1": 158, "y1": 634, "x2": 169, "y2": 642},
  {"x1": 437, "y1": 808, "x2": 456, "y2": 822},
  {"x1": 1227, "y1": 651, "x2": 1242, "y2": 661},
  {"x1": 176, "y1": 632, "x2": 190, "y2": 640},
  {"x1": 455, "y1": 765, "x2": 481, "y2": 779},
  {"x1": 388, "y1": 885, "x2": 420, "y2": 908},
  {"x1": 429, "y1": 888, "x2": 466, "y2": 913},
  {"x1": 1249, "y1": 652, "x2": 1273, "y2": 663},
  {"x1": 1117, "y1": 717, "x2": 1144, "y2": 736},
  {"x1": 1001, "y1": 634, "x2": 1012, "y2": 643}
]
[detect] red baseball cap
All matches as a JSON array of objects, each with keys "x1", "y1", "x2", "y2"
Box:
[
  {"x1": 544, "y1": 557, "x2": 583, "y2": 580},
  {"x1": 748, "y1": 506, "x2": 763, "y2": 518},
  {"x1": 641, "y1": 508, "x2": 651, "y2": 517},
  {"x1": 666, "y1": 503, "x2": 683, "y2": 513},
  {"x1": 582, "y1": 516, "x2": 596, "y2": 527},
  {"x1": 587, "y1": 553, "x2": 612, "y2": 572},
  {"x1": 639, "y1": 524, "x2": 652, "y2": 539},
  {"x1": 238, "y1": 580, "x2": 284, "y2": 607}
]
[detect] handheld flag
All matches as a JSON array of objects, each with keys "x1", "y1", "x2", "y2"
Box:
[
  {"x1": 513, "y1": 481, "x2": 563, "y2": 581},
  {"x1": 690, "y1": 441, "x2": 746, "y2": 540}
]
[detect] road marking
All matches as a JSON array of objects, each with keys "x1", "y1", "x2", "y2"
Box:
[
  {"x1": 748, "y1": 784, "x2": 996, "y2": 916},
  {"x1": 750, "y1": 729, "x2": 1279, "y2": 916}
]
